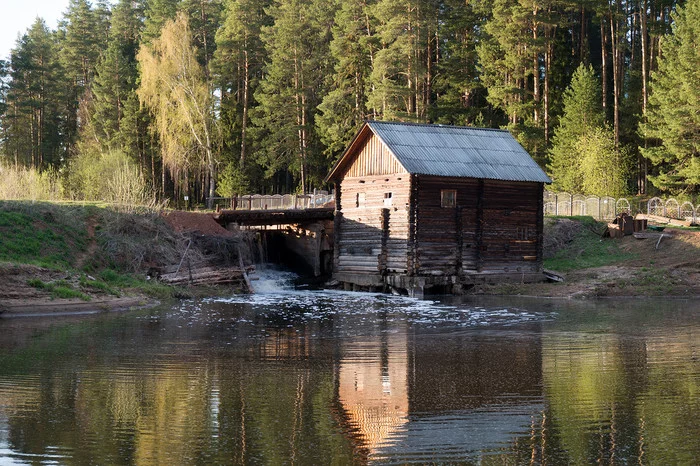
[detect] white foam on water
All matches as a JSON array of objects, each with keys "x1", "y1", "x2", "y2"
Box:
[{"x1": 203, "y1": 268, "x2": 555, "y2": 328}]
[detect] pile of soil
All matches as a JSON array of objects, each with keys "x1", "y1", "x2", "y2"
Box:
[{"x1": 163, "y1": 211, "x2": 233, "y2": 237}]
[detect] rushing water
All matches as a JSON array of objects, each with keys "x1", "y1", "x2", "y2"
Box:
[{"x1": 0, "y1": 270, "x2": 698, "y2": 465}]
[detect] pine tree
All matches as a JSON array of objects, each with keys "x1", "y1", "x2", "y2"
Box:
[
  {"x1": 316, "y1": 0, "x2": 375, "y2": 160},
  {"x1": 60, "y1": 0, "x2": 105, "y2": 88},
  {"x1": 431, "y1": 0, "x2": 489, "y2": 126},
  {"x1": 3, "y1": 19, "x2": 64, "y2": 169},
  {"x1": 548, "y1": 64, "x2": 606, "y2": 193},
  {"x1": 641, "y1": 0, "x2": 700, "y2": 194},
  {"x1": 367, "y1": 0, "x2": 435, "y2": 121},
  {"x1": 253, "y1": 0, "x2": 338, "y2": 192},
  {"x1": 142, "y1": 0, "x2": 181, "y2": 44},
  {"x1": 212, "y1": 0, "x2": 270, "y2": 182},
  {"x1": 180, "y1": 0, "x2": 224, "y2": 73}
]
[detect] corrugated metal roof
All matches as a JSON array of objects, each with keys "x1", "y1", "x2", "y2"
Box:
[{"x1": 367, "y1": 121, "x2": 552, "y2": 183}]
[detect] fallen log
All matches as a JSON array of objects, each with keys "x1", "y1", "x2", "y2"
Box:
[{"x1": 159, "y1": 264, "x2": 255, "y2": 287}]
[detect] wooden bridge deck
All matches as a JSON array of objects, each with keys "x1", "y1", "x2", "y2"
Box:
[{"x1": 214, "y1": 207, "x2": 335, "y2": 226}]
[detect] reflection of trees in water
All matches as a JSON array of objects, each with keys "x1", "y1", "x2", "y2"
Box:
[
  {"x1": 543, "y1": 329, "x2": 699, "y2": 465},
  {"x1": 0, "y1": 318, "x2": 357, "y2": 464},
  {"x1": 1, "y1": 302, "x2": 698, "y2": 464}
]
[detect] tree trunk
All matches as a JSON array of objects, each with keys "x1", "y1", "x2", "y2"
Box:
[
  {"x1": 240, "y1": 48, "x2": 249, "y2": 169},
  {"x1": 601, "y1": 19, "x2": 608, "y2": 112},
  {"x1": 610, "y1": 8, "x2": 621, "y2": 146}
]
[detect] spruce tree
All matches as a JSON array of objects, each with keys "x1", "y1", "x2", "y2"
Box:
[
  {"x1": 641, "y1": 0, "x2": 700, "y2": 194},
  {"x1": 90, "y1": 0, "x2": 143, "y2": 151},
  {"x1": 548, "y1": 64, "x2": 606, "y2": 193}
]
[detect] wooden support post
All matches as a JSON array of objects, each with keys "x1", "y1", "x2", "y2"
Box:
[
  {"x1": 407, "y1": 174, "x2": 419, "y2": 276},
  {"x1": 380, "y1": 208, "x2": 390, "y2": 275},
  {"x1": 476, "y1": 180, "x2": 485, "y2": 272},
  {"x1": 333, "y1": 183, "x2": 342, "y2": 274},
  {"x1": 536, "y1": 183, "x2": 544, "y2": 271},
  {"x1": 456, "y1": 205, "x2": 463, "y2": 276}
]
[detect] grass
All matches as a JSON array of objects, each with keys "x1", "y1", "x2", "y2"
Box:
[
  {"x1": 1, "y1": 200, "x2": 191, "y2": 301},
  {"x1": 28, "y1": 278, "x2": 91, "y2": 301},
  {"x1": 543, "y1": 216, "x2": 638, "y2": 272},
  {"x1": 0, "y1": 202, "x2": 88, "y2": 269}
]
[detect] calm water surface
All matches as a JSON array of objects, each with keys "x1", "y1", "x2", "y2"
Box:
[{"x1": 0, "y1": 271, "x2": 698, "y2": 465}]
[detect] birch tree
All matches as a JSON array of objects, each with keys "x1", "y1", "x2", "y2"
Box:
[{"x1": 137, "y1": 12, "x2": 218, "y2": 206}]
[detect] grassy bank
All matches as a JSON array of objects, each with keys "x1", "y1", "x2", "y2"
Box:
[
  {"x1": 542, "y1": 216, "x2": 638, "y2": 271},
  {"x1": 487, "y1": 215, "x2": 700, "y2": 297},
  {"x1": 0, "y1": 201, "x2": 190, "y2": 304}
]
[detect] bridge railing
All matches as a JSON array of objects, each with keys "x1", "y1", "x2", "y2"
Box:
[{"x1": 209, "y1": 191, "x2": 334, "y2": 211}]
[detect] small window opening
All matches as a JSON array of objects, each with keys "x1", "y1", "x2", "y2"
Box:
[
  {"x1": 517, "y1": 226, "x2": 529, "y2": 240},
  {"x1": 384, "y1": 192, "x2": 393, "y2": 207},
  {"x1": 441, "y1": 189, "x2": 457, "y2": 208},
  {"x1": 356, "y1": 192, "x2": 366, "y2": 207}
]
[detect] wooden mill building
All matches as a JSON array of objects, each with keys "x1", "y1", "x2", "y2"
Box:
[{"x1": 325, "y1": 121, "x2": 552, "y2": 296}]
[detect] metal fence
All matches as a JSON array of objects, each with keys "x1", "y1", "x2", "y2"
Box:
[
  {"x1": 209, "y1": 191, "x2": 334, "y2": 211},
  {"x1": 544, "y1": 191, "x2": 698, "y2": 224}
]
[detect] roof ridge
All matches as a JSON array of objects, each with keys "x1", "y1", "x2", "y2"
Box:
[{"x1": 366, "y1": 120, "x2": 509, "y2": 133}]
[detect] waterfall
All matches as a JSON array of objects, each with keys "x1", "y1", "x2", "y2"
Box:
[{"x1": 250, "y1": 268, "x2": 298, "y2": 293}]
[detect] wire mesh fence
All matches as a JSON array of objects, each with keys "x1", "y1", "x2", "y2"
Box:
[{"x1": 544, "y1": 191, "x2": 698, "y2": 223}]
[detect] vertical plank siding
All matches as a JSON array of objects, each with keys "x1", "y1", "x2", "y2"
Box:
[{"x1": 342, "y1": 133, "x2": 408, "y2": 178}]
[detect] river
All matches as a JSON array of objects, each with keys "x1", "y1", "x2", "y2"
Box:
[{"x1": 0, "y1": 270, "x2": 698, "y2": 464}]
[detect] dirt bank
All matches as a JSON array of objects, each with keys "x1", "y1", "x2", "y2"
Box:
[
  {"x1": 475, "y1": 222, "x2": 700, "y2": 298},
  {"x1": 0, "y1": 203, "x2": 252, "y2": 317}
]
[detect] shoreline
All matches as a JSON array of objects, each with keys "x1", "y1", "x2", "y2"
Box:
[{"x1": 1, "y1": 296, "x2": 159, "y2": 318}]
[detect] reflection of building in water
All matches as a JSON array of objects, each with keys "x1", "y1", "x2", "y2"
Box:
[
  {"x1": 337, "y1": 328, "x2": 409, "y2": 455},
  {"x1": 336, "y1": 323, "x2": 545, "y2": 462}
]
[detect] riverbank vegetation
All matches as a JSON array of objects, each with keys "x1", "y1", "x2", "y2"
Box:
[
  {"x1": 1, "y1": 201, "x2": 698, "y2": 308},
  {"x1": 0, "y1": 201, "x2": 249, "y2": 310},
  {"x1": 0, "y1": 0, "x2": 698, "y2": 208}
]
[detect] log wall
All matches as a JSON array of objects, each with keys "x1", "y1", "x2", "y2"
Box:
[
  {"x1": 336, "y1": 174, "x2": 411, "y2": 275},
  {"x1": 414, "y1": 176, "x2": 543, "y2": 275}
]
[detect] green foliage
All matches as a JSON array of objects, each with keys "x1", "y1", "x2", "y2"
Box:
[
  {"x1": 3, "y1": 19, "x2": 65, "y2": 169},
  {"x1": 0, "y1": 0, "x2": 696, "y2": 198},
  {"x1": 217, "y1": 163, "x2": 251, "y2": 198},
  {"x1": 28, "y1": 278, "x2": 92, "y2": 300},
  {"x1": 641, "y1": 0, "x2": 700, "y2": 195},
  {"x1": 65, "y1": 149, "x2": 152, "y2": 205},
  {"x1": 548, "y1": 64, "x2": 606, "y2": 193},
  {"x1": 252, "y1": 0, "x2": 337, "y2": 191},
  {"x1": 578, "y1": 127, "x2": 632, "y2": 197},
  {"x1": 316, "y1": 0, "x2": 374, "y2": 160}
]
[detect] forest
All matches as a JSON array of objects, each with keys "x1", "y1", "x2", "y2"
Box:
[{"x1": 0, "y1": 0, "x2": 698, "y2": 207}]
